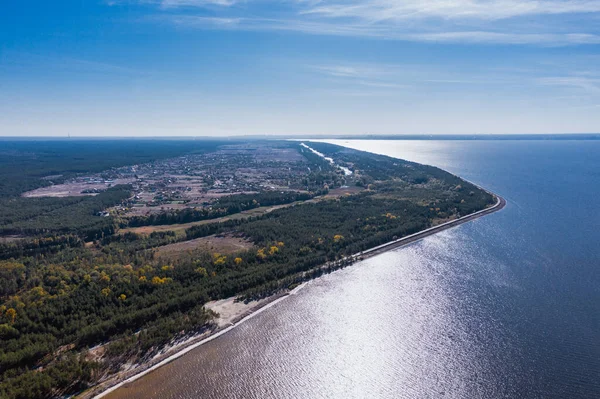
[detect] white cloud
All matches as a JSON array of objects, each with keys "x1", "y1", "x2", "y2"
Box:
[
  {"x1": 125, "y1": 0, "x2": 600, "y2": 19},
  {"x1": 167, "y1": 15, "x2": 242, "y2": 26},
  {"x1": 110, "y1": 0, "x2": 238, "y2": 7},
  {"x1": 304, "y1": 0, "x2": 600, "y2": 22},
  {"x1": 311, "y1": 64, "x2": 389, "y2": 78},
  {"x1": 404, "y1": 31, "x2": 600, "y2": 45},
  {"x1": 126, "y1": 0, "x2": 600, "y2": 45},
  {"x1": 166, "y1": 15, "x2": 600, "y2": 45},
  {"x1": 160, "y1": 0, "x2": 237, "y2": 7},
  {"x1": 538, "y1": 76, "x2": 600, "y2": 94},
  {"x1": 312, "y1": 65, "x2": 409, "y2": 89}
]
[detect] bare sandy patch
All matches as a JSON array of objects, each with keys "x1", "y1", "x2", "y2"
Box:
[
  {"x1": 326, "y1": 185, "x2": 365, "y2": 197},
  {"x1": 0, "y1": 235, "x2": 26, "y2": 244},
  {"x1": 155, "y1": 234, "x2": 253, "y2": 257},
  {"x1": 22, "y1": 178, "x2": 135, "y2": 198},
  {"x1": 119, "y1": 203, "x2": 297, "y2": 235}
]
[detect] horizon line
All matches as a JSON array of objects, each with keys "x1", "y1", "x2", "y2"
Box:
[{"x1": 1, "y1": 133, "x2": 599, "y2": 141}]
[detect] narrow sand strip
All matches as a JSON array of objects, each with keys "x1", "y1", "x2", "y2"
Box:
[{"x1": 87, "y1": 193, "x2": 505, "y2": 399}]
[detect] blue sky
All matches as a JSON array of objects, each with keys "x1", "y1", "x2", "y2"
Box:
[{"x1": 1, "y1": 0, "x2": 599, "y2": 136}]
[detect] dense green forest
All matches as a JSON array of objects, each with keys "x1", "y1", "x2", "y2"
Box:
[
  {"x1": 0, "y1": 187, "x2": 131, "y2": 241},
  {"x1": 0, "y1": 140, "x2": 495, "y2": 399}
]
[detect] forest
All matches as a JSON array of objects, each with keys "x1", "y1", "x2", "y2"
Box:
[
  {"x1": 0, "y1": 139, "x2": 227, "y2": 198},
  {"x1": 0, "y1": 139, "x2": 494, "y2": 399},
  {"x1": 124, "y1": 190, "x2": 320, "y2": 228},
  {"x1": 0, "y1": 187, "x2": 131, "y2": 241}
]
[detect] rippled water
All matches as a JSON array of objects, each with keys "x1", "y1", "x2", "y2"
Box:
[{"x1": 107, "y1": 140, "x2": 600, "y2": 399}]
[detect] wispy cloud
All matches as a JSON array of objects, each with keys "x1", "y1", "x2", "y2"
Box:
[
  {"x1": 165, "y1": 14, "x2": 600, "y2": 45},
  {"x1": 119, "y1": 0, "x2": 600, "y2": 45},
  {"x1": 303, "y1": 0, "x2": 600, "y2": 22},
  {"x1": 0, "y1": 51, "x2": 145, "y2": 76},
  {"x1": 129, "y1": 0, "x2": 600, "y2": 18},
  {"x1": 307, "y1": 64, "x2": 407, "y2": 90},
  {"x1": 166, "y1": 15, "x2": 242, "y2": 26},
  {"x1": 109, "y1": 0, "x2": 237, "y2": 8},
  {"x1": 160, "y1": 0, "x2": 238, "y2": 7},
  {"x1": 538, "y1": 76, "x2": 600, "y2": 94},
  {"x1": 308, "y1": 62, "x2": 504, "y2": 91},
  {"x1": 404, "y1": 32, "x2": 600, "y2": 45},
  {"x1": 311, "y1": 64, "x2": 389, "y2": 79}
]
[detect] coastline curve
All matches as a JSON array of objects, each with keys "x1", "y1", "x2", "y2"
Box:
[{"x1": 86, "y1": 191, "x2": 506, "y2": 399}]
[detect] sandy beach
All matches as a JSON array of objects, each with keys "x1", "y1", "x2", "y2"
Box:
[
  {"x1": 83, "y1": 193, "x2": 506, "y2": 399},
  {"x1": 82, "y1": 293, "x2": 291, "y2": 399}
]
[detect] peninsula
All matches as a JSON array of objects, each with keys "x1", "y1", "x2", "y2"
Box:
[{"x1": 0, "y1": 139, "x2": 502, "y2": 399}]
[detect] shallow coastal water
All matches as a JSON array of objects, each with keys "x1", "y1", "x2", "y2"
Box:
[{"x1": 107, "y1": 140, "x2": 600, "y2": 399}]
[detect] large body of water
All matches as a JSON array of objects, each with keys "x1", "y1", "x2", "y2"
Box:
[{"x1": 108, "y1": 140, "x2": 600, "y2": 399}]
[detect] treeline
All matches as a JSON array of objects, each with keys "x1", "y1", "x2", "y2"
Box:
[
  {"x1": 0, "y1": 139, "x2": 229, "y2": 197},
  {"x1": 0, "y1": 255, "x2": 213, "y2": 398},
  {"x1": 216, "y1": 191, "x2": 315, "y2": 211},
  {"x1": 0, "y1": 235, "x2": 83, "y2": 261},
  {"x1": 305, "y1": 141, "x2": 440, "y2": 183},
  {"x1": 125, "y1": 190, "x2": 318, "y2": 228},
  {"x1": 0, "y1": 186, "x2": 131, "y2": 241},
  {"x1": 305, "y1": 141, "x2": 494, "y2": 208}
]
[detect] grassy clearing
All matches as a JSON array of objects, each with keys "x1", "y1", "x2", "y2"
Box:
[{"x1": 155, "y1": 234, "x2": 253, "y2": 257}]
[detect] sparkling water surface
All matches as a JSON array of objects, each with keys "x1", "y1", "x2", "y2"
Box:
[{"x1": 108, "y1": 140, "x2": 600, "y2": 399}]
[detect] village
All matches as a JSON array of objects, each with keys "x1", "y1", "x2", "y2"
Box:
[{"x1": 22, "y1": 142, "x2": 347, "y2": 218}]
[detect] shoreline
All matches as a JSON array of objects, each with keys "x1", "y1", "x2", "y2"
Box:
[
  {"x1": 355, "y1": 192, "x2": 506, "y2": 261},
  {"x1": 83, "y1": 291, "x2": 296, "y2": 399},
  {"x1": 86, "y1": 193, "x2": 506, "y2": 399}
]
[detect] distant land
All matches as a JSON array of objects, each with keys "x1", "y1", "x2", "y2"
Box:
[
  {"x1": 0, "y1": 133, "x2": 599, "y2": 141},
  {"x1": 312, "y1": 133, "x2": 600, "y2": 140}
]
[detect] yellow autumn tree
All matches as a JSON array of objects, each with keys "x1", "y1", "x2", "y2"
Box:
[
  {"x1": 99, "y1": 273, "x2": 110, "y2": 284},
  {"x1": 256, "y1": 248, "x2": 267, "y2": 260},
  {"x1": 5, "y1": 308, "x2": 16, "y2": 324},
  {"x1": 234, "y1": 257, "x2": 243, "y2": 265},
  {"x1": 213, "y1": 253, "x2": 227, "y2": 266},
  {"x1": 152, "y1": 276, "x2": 170, "y2": 285},
  {"x1": 214, "y1": 256, "x2": 227, "y2": 266},
  {"x1": 333, "y1": 234, "x2": 344, "y2": 242},
  {"x1": 196, "y1": 267, "x2": 208, "y2": 277}
]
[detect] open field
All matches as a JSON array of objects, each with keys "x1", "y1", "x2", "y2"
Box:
[
  {"x1": 0, "y1": 235, "x2": 26, "y2": 244},
  {"x1": 118, "y1": 194, "x2": 351, "y2": 236},
  {"x1": 118, "y1": 204, "x2": 285, "y2": 234},
  {"x1": 324, "y1": 185, "x2": 365, "y2": 197},
  {"x1": 155, "y1": 234, "x2": 253, "y2": 257},
  {"x1": 22, "y1": 179, "x2": 135, "y2": 198},
  {"x1": 118, "y1": 198, "x2": 319, "y2": 235}
]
